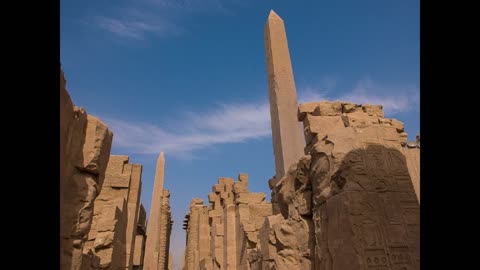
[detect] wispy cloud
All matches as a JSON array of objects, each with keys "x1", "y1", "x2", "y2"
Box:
[
  {"x1": 146, "y1": 0, "x2": 232, "y2": 13},
  {"x1": 103, "y1": 101, "x2": 271, "y2": 157},
  {"x1": 91, "y1": 0, "x2": 241, "y2": 40},
  {"x1": 94, "y1": 7, "x2": 183, "y2": 40},
  {"x1": 103, "y1": 78, "x2": 418, "y2": 157}
]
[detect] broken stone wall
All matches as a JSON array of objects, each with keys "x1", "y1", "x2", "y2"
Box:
[
  {"x1": 183, "y1": 198, "x2": 209, "y2": 270},
  {"x1": 183, "y1": 174, "x2": 271, "y2": 270},
  {"x1": 261, "y1": 101, "x2": 420, "y2": 270},
  {"x1": 233, "y1": 174, "x2": 272, "y2": 270},
  {"x1": 83, "y1": 155, "x2": 144, "y2": 270},
  {"x1": 60, "y1": 66, "x2": 113, "y2": 270},
  {"x1": 259, "y1": 156, "x2": 315, "y2": 270}
]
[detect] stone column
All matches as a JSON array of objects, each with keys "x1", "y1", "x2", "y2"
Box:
[
  {"x1": 208, "y1": 189, "x2": 224, "y2": 270},
  {"x1": 198, "y1": 206, "x2": 211, "y2": 269},
  {"x1": 144, "y1": 152, "x2": 166, "y2": 270},
  {"x1": 158, "y1": 190, "x2": 173, "y2": 270},
  {"x1": 126, "y1": 164, "x2": 143, "y2": 269},
  {"x1": 133, "y1": 204, "x2": 147, "y2": 270},
  {"x1": 183, "y1": 199, "x2": 205, "y2": 270},
  {"x1": 223, "y1": 204, "x2": 237, "y2": 270},
  {"x1": 264, "y1": 10, "x2": 305, "y2": 180}
]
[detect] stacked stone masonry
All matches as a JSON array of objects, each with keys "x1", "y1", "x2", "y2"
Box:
[
  {"x1": 60, "y1": 66, "x2": 113, "y2": 270},
  {"x1": 61, "y1": 66, "x2": 173, "y2": 270},
  {"x1": 258, "y1": 101, "x2": 421, "y2": 270},
  {"x1": 182, "y1": 10, "x2": 420, "y2": 270},
  {"x1": 83, "y1": 155, "x2": 143, "y2": 270},
  {"x1": 182, "y1": 174, "x2": 272, "y2": 270}
]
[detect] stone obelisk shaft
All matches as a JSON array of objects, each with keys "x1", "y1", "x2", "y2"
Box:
[
  {"x1": 264, "y1": 10, "x2": 305, "y2": 180},
  {"x1": 144, "y1": 152, "x2": 165, "y2": 270}
]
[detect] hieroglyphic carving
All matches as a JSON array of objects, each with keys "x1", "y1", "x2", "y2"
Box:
[{"x1": 296, "y1": 101, "x2": 419, "y2": 270}]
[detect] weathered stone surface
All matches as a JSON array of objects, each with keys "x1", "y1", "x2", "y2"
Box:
[
  {"x1": 235, "y1": 192, "x2": 266, "y2": 205},
  {"x1": 133, "y1": 204, "x2": 147, "y2": 270},
  {"x1": 82, "y1": 155, "x2": 147, "y2": 270},
  {"x1": 158, "y1": 190, "x2": 173, "y2": 270},
  {"x1": 183, "y1": 173, "x2": 271, "y2": 270},
  {"x1": 314, "y1": 101, "x2": 343, "y2": 116},
  {"x1": 298, "y1": 102, "x2": 319, "y2": 121},
  {"x1": 402, "y1": 147, "x2": 420, "y2": 202},
  {"x1": 133, "y1": 235, "x2": 145, "y2": 268},
  {"x1": 303, "y1": 115, "x2": 344, "y2": 145},
  {"x1": 265, "y1": 9, "x2": 305, "y2": 180},
  {"x1": 184, "y1": 199, "x2": 208, "y2": 270},
  {"x1": 341, "y1": 102, "x2": 361, "y2": 113},
  {"x1": 144, "y1": 153, "x2": 166, "y2": 270},
  {"x1": 362, "y1": 104, "x2": 384, "y2": 117},
  {"x1": 145, "y1": 152, "x2": 173, "y2": 270},
  {"x1": 60, "y1": 66, "x2": 113, "y2": 270},
  {"x1": 298, "y1": 101, "x2": 420, "y2": 270},
  {"x1": 233, "y1": 181, "x2": 249, "y2": 194},
  {"x1": 81, "y1": 115, "x2": 113, "y2": 176}
]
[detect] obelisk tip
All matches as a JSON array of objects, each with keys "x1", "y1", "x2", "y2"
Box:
[{"x1": 268, "y1": 9, "x2": 283, "y2": 21}]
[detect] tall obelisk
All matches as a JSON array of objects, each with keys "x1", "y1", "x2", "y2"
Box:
[
  {"x1": 144, "y1": 152, "x2": 165, "y2": 270},
  {"x1": 264, "y1": 10, "x2": 305, "y2": 180}
]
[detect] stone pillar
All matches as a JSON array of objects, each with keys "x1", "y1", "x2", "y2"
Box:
[
  {"x1": 223, "y1": 204, "x2": 237, "y2": 270},
  {"x1": 83, "y1": 155, "x2": 141, "y2": 270},
  {"x1": 264, "y1": 10, "x2": 305, "y2": 180},
  {"x1": 133, "y1": 204, "x2": 147, "y2": 270},
  {"x1": 144, "y1": 152, "x2": 166, "y2": 270},
  {"x1": 158, "y1": 190, "x2": 173, "y2": 270},
  {"x1": 198, "y1": 206, "x2": 211, "y2": 269},
  {"x1": 208, "y1": 189, "x2": 224, "y2": 270},
  {"x1": 126, "y1": 164, "x2": 143, "y2": 269},
  {"x1": 183, "y1": 199, "x2": 205, "y2": 270}
]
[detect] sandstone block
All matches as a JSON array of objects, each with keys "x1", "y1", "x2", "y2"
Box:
[
  {"x1": 218, "y1": 177, "x2": 234, "y2": 186},
  {"x1": 235, "y1": 193, "x2": 266, "y2": 204},
  {"x1": 316, "y1": 101, "x2": 343, "y2": 116},
  {"x1": 96, "y1": 219, "x2": 117, "y2": 232},
  {"x1": 391, "y1": 118, "x2": 405, "y2": 132},
  {"x1": 342, "y1": 102, "x2": 361, "y2": 113},
  {"x1": 233, "y1": 181, "x2": 248, "y2": 194},
  {"x1": 298, "y1": 102, "x2": 320, "y2": 121},
  {"x1": 303, "y1": 114, "x2": 344, "y2": 143},
  {"x1": 80, "y1": 115, "x2": 113, "y2": 176},
  {"x1": 362, "y1": 104, "x2": 384, "y2": 117},
  {"x1": 238, "y1": 173, "x2": 249, "y2": 183}
]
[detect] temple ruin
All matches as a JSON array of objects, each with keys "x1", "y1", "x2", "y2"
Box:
[
  {"x1": 60, "y1": 67, "x2": 173, "y2": 270},
  {"x1": 179, "y1": 10, "x2": 420, "y2": 270},
  {"x1": 61, "y1": 8, "x2": 419, "y2": 270}
]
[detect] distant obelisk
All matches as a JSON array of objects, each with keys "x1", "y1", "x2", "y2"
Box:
[
  {"x1": 144, "y1": 152, "x2": 166, "y2": 270},
  {"x1": 264, "y1": 10, "x2": 305, "y2": 180}
]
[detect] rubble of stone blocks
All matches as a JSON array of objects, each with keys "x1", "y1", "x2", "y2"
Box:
[{"x1": 182, "y1": 174, "x2": 272, "y2": 270}]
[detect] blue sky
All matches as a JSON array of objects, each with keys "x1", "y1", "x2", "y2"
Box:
[{"x1": 61, "y1": 0, "x2": 419, "y2": 268}]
